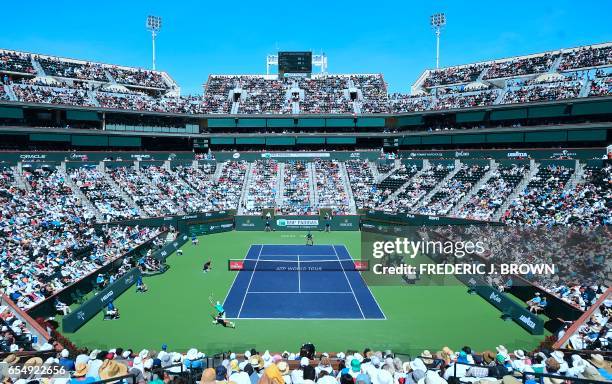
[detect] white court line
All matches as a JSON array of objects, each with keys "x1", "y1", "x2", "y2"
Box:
[
  {"x1": 257, "y1": 254, "x2": 342, "y2": 257},
  {"x1": 222, "y1": 244, "x2": 256, "y2": 307},
  {"x1": 297, "y1": 254, "x2": 301, "y2": 293},
  {"x1": 252, "y1": 258, "x2": 354, "y2": 263},
  {"x1": 237, "y1": 245, "x2": 263, "y2": 318},
  {"x1": 335, "y1": 245, "x2": 387, "y2": 320},
  {"x1": 225, "y1": 317, "x2": 386, "y2": 321},
  {"x1": 248, "y1": 291, "x2": 353, "y2": 294},
  {"x1": 333, "y1": 245, "x2": 365, "y2": 319}
]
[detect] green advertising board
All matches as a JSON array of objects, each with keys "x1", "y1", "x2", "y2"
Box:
[
  {"x1": 62, "y1": 268, "x2": 141, "y2": 333},
  {"x1": 456, "y1": 274, "x2": 544, "y2": 335}
]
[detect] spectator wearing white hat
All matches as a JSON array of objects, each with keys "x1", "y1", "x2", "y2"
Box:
[{"x1": 59, "y1": 349, "x2": 76, "y2": 371}]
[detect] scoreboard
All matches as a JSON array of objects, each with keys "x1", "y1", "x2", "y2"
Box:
[{"x1": 278, "y1": 51, "x2": 312, "y2": 76}]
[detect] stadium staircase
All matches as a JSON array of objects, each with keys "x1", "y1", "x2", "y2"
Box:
[
  {"x1": 368, "y1": 161, "x2": 381, "y2": 182},
  {"x1": 476, "y1": 67, "x2": 490, "y2": 81},
  {"x1": 237, "y1": 162, "x2": 254, "y2": 215},
  {"x1": 103, "y1": 70, "x2": 116, "y2": 84},
  {"x1": 276, "y1": 162, "x2": 285, "y2": 207},
  {"x1": 230, "y1": 102, "x2": 240, "y2": 114},
  {"x1": 579, "y1": 80, "x2": 591, "y2": 98},
  {"x1": 59, "y1": 164, "x2": 104, "y2": 222},
  {"x1": 492, "y1": 161, "x2": 539, "y2": 221},
  {"x1": 30, "y1": 58, "x2": 46, "y2": 77},
  {"x1": 212, "y1": 162, "x2": 224, "y2": 182},
  {"x1": 450, "y1": 161, "x2": 498, "y2": 217},
  {"x1": 376, "y1": 162, "x2": 401, "y2": 183},
  {"x1": 416, "y1": 161, "x2": 461, "y2": 209},
  {"x1": 565, "y1": 161, "x2": 584, "y2": 191},
  {"x1": 493, "y1": 88, "x2": 507, "y2": 105},
  {"x1": 292, "y1": 101, "x2": 300, "y2": 114},
  {"x1": 13, "y1": 163, "x2": 29, "y2": 191},
  {"x1": 88, "y1": 90, "x2": 100, "y2": 107},
  {"x1": 308, "y1": 162, "x2": 318, "y2": 209},
  {"x1": 381, "y1": 161, "x2": 430, "y2": 206},
  {"x1": 339, "y1": 162, "x2": 357, "y2": 214},
  {"x1": 548, "y1": 55, "x2": 564, "y2": 73},
  {"x1": 100, "y1": 163, "x2": 145, "y2": 218},
  {"x1": 2, "y1": 84, "x2": 16, "y2": 101}
]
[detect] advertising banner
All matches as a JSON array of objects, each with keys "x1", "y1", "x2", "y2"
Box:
[{"x1": 62, "y1": 268, "x2": 141, "y2": 333}]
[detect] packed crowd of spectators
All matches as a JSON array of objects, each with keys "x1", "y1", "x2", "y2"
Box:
[
  {"x1": 501, "y1": 81, "x2": 582, "y2": 104},
  {"x1": 13, "y1": 84, "x2": 94, "y2": 107},
  {"x1": 566, "y1": 296, "x2": 611, "y2": 350},
  {"x1": 0, "y1": 164, "x2": 161, "y2": 309},
  {"x1": 9, "y1": 341, "x2": 612, "y2": 384},
  {"x1": 69, "y1": 166, "x2": 140, "y2": 221},
  {"x1": 345, "y1": 160, "x2": 385, "y2": 210},
  {"x1": 96, "y1": 92, "x2": 205, "y2": 114},
  {"x1": 433, "y1": 90, "x2": 498, "y2": 110},
  {"x1": 106, "y1": 67, "x2": 168, "y2": 88},
  {"x1": 423, "y1": 64, "x2": 486, "y2": 87},
  {"x1": 502, "y1": 163, "x2": 610, "y2": 227},
  {"x1": 388, "y1": 94, "x2": 432, "y2": 113},
  {"x1": 559, "y1": 45, "x2": 612, "y2": 71},
  {"x1": 238, "y1": 77, "x2": 292, "y2": 114},
  {"x1": 415, "y1": 165, "x2": 488, "y2": 216},
  {"x1": 384, "y1": 165, "x2": 453, "y2": 213},
  {"x1": 299, "y1": 76, "x2": 353, "y2": 114},
  {"x1": 352, "y1": 75, "x2": 389, "y2": 113},
  {"x1": 0, "y1": 51, "x2": 36, "y2": 74},
  {"x1": 314, "y1": 160, "x2": 351, "y2": 215},
  {"x1": 484, "y1": 53, "x2": 559, "y2": 79},
  {"x1": 202, "y1": 76, "x2": 235, "y2": 114},
  {"x1": 141, "y1": 165, "x2": 209, "y2": 214},
  {"x1": 108, "y1": 166, "x2": 180, "y2": 217},
  {"x1": 37, "y1": 57, "x2": 108, "y2": 82},
  {"x1": 456, "y1": 164, "x2": 529, "y2": 221},
  {"x1": 241, "y1": 160, "x2": 279, "y2": 215},
  {"x1": 280, "y1": 161, "x2": 313, "y2": 215},
  {"x1": 203, "y1": 161, "x2": 247, "y2": 211}
]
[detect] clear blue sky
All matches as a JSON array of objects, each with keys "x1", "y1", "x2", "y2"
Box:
[{"x1": 1, "y1": 0, "x2": 609, "y2": 95}]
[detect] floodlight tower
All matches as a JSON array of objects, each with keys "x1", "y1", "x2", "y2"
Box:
[
  {"x1": 146, "y1": 15, "x2": 162, "y2": 70},
  {"x1": 430, "y1": 13, "x2": 446, "y2": 69}
]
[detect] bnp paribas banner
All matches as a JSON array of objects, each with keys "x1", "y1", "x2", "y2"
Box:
[
  {"x1": 235, "y1": 215, "x2": 360, "y2": 231},
  {"x1": 62, "y1": 268, "x2": 141, "y2": 333},
  {"x1": 399, "y1": 148, "x2": 605, "y2": 160},
  {"x1": 456, "y1": 273, "x2": 544, "y2": 335}
]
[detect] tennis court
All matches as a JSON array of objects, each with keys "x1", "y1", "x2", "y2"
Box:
[{"x1": 223, "y1": 244, "x2": 386, "y2": 319}]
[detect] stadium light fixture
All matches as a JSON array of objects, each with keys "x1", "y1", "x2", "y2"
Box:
[
  {"x1": 146, "y1": 15, "x2": 162, "y2": 70},
  {"x1": 430, "y1": 13, "x2": 446, "y2": 69}
]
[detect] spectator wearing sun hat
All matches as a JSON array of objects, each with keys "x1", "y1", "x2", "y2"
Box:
[
  {"x1": 588, "y1": 354, "x2": 612, "y2": 380},
  {"x1": 511, "y1": 350, "x2": 530, "y2": 373},
  {"x1": 550, "y1": 351, "x2": 568, "y2": 373},
  {"x1": 185, "y1": 348, "x2": 204, "y2": 370},
  {"x1": 276, "y1": 361, "x2": 292, "y2": 384},
  {"x1": 229, "y1": 360, "x2": 251, "y2": 384}
]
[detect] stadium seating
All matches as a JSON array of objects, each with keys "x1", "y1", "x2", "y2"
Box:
[
  {"x1": 279, "y1": 161, "x2": 313, "y2": 215},
  {"x1": 241, "y1": 160, "x2": 279, "y2": 215},
  {"x1": 0, "y1": 44, "x2": 610, "y2": 116}
]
